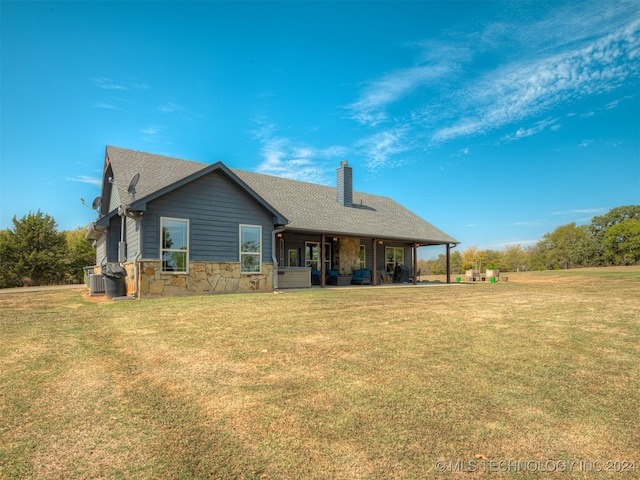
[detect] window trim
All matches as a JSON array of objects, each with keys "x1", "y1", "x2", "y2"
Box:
[
  {"x1": 239, "y1": 224, "x2": 262, "y2": 274},
  {"x1": 160, "y1": 217, "x2": 189, "y2": 274}
]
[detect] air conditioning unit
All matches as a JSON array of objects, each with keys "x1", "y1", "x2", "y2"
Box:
[{"x1": 89, "y1": 274, "x2": 105, "y2": 296}]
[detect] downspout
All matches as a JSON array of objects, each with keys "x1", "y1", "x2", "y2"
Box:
[
  {"x1": 132, "y1": 252, "x2": 142, "y2": 299},
  {"x1": 272, "y1": 225, "x2": 287, "y2": 290}
]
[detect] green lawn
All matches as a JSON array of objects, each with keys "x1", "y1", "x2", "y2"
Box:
[{"x1": 1, "y1": 267, "x2": 639, "y2": 479}]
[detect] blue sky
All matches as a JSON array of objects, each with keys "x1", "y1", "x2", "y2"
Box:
[{"x1": 1, "y1": 1, "x2": 639, "y2": 258}]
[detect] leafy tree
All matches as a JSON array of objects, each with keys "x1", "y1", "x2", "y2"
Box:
[
  {"x1": 524, "y1": 244, "x2": 546, "y2": 271},
  {"x1": 501, "y1": 244, "x2": 527, "y2": 272},
  {"x1": 5, "y1": 211, "x2": 67, "y2": 285},
  {"x1": 461, "y1": 246, "x2": 480, "y2": 270},
  {"x1": 591, "y1": 205, "x2": 640, "y2": 265},
  {"x1": 450, "y1": 250, "x2": 463, "y2": 274},
  {"x1": 64, "y1": 227, "x2": 96, "y2": 283},
  {"x1": 604, "y1": 218, "x2": 640, "y2": 265},
  {"x1": 537, "y1": 222, "x2": 588, "y2": 269},
  {"x1": 0, "y1": 229, "x2": 21, "y2": 288}
]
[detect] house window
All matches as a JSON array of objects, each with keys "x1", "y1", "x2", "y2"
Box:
[
  {"x1": 161, "y1": 217, "x2": 189, "y2": 273},
  {"x1": 359, "y1": 245, "x2": 366, "y2": 269},
  {"x1": 305, "y1": 242, "x2": 332, "y2": 271},
  {"x1": 288, "y1": 249, "x2": 298, "y2": 267},
  {"x1": 240, "y1": 225, "x2": 262, "y2": 273},
  {"x1": 385, "y1": 247, "x2": 404, "y2": 273},
  {"x1": 305, "y1": 242, "x2": 320, "y2": 271}
]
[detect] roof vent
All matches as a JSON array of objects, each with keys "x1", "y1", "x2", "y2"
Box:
[{"x1": 337, "y1": 160, "x2": 352, "y2": 207}]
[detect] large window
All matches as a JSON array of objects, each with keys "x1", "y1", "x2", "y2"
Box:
[
  {"x1": 385, "y1": 247, "x2": 404, "y2": 273},
  {"x1": 161, "y1": 217, "x2": 189, "y2": 273},
  {"x1": 305, "y1": 242, "x2": 332, "y2": 271},
  {"x1": 305, "y1": 242, "x2": 320, "y2": 271},
  {"x1": 240, "y1": 225, "x2": 262, "y2": 273}
]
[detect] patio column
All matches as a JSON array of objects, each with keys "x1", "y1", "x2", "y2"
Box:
[
  {"x1": 372, "y1": 238, "x2": 377, "y2": 286},
  {"x1": 446, "y1": 243, "x2": 451, "y2": 284},
  {"x1": 413, "y1": 243, "x2": 418, "y2": 285},
  {"x1": 321, "y1": 234, "x2": 326, "y2": 288}
]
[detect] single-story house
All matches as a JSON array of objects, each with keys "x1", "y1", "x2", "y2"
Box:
[{"x1": 86, "y1": 146, "x2": 459, "y2": 297}]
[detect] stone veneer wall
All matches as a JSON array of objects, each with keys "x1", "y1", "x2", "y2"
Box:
[
  {"x1": 336, "y1": 237, "x2": 362, "y2": 274},
  {"x1": 135, "y1": 261, "x2": 274, "y2": 298}
]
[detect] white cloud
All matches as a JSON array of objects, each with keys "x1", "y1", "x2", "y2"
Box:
[
  {"x1": 346, "y1": 63, "x2": 454, "y2": 126},
  {"x1": 92, "y1": 77, "x2": 149, "y2": 91},
  {"x1": 510, "y1": 220, "x2": 544, "y2": 226},
  {"x1": 502, "y1": 118, "x2": 559, "y2": 142},
  {"x1": 67, "y1": 175, "x2": 101, "y2": 186},
  {"x1": 252, "y1": 119, "x2": 347, "y2": 183},
  {"x1": 346, "y1": 1, "x2": 640, "y2": 148},
  {"x1": 92, "y1": 77, "x2": 129, "y2": 90},
  {"x1": 93, "y1": 103, "x2": 120, "y2": 110},
  {"x1": 355, "y1": 129, "x2": 411, "y2": 172},
  {"x1": 158, "y1": 103, "x2": 183, "y2": 113},
  {"x1": 551, "y1": 208, "x2": 606, "y2": 215},
  {"x1": 435, "y1": 9, "x2": 640, "y2": 141}
]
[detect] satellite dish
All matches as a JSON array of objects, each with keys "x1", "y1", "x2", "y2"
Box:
[
  {"x1": 127, "y1": 173, "x2": 140, "y2": 195},
  {"x1": 92, "y1": 196, "x2": 102, "y2": 209}
]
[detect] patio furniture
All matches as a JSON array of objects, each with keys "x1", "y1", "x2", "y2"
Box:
[
  {"x1": 326, "y1": 269, "x2": 339, "y2": 285},
  {"x1": 393, "y1": 265, "x2": 410, "y2": 283},
  {"x1": 351, "y1": 269, "x2": 372, "y2": 285}
]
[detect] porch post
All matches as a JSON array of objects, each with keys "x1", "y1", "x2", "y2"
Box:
[
  {"x1": 413, "y1": 243, "x2": 418, "y2": 285},
  {"x1": 446, "y1": 243, "x2": 451, "y2": 284},
  {"x1": 372, "y1": 238, "x2": 377, "y2": 286},
  {"x1": 321, "y1": 234, "x2": 326, "y2": 288}
]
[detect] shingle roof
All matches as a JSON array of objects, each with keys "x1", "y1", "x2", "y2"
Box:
[
  {"x1": 103, "y1": 146, "x2": 458, "y2": 245},
  {"x1": 106, "y1": 146, "x2": 205, "y2": 206}
]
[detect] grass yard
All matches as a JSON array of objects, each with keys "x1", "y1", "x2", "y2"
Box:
[{"x1": 1, "y1": 267, "x2": 638, "y2": 479}]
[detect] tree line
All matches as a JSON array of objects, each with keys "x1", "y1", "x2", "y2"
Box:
[
  {"x1": 0, "y1": 211, "x2": 95, "y2": 288},
  {"x1": 420, "y1": 205, "x2": 640, "y2": 275},
  {"x1": 1, "y1": 206, "x2": 638, "y2": 288}
]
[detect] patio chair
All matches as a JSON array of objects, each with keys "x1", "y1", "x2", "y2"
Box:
[{"x1": 351, "y1": 269, "x2": 372, "y2": 285}]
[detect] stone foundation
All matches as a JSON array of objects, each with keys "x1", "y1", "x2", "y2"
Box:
[{"x1": 135, "y1": 260, "x2": 274, "y2": 298}]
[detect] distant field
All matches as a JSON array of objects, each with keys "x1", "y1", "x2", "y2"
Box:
[{"x1": 1, "y1": 266, "x2": 638, "y2": 479}]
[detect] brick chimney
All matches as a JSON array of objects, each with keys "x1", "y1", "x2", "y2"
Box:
[{"x1": 336, "y1": 160, "x2": 352, "y2": 207}]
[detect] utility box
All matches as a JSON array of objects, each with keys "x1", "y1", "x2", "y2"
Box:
[{"x1": 89, "y1": 274, "x2": 105, "y2": 296}]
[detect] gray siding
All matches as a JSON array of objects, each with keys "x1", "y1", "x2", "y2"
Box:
[
  {"x1": 125, "y1": 216, "x2": 141, "y2": 259},
  {"x1": 142, "y1": 170, "x2": 275, "y2": 262},
  {"x1": 95, "y1": 235, "x2": 107, "y2": 266},
  {"x1": 105, "y1": 216, "x2": 122, "y2": 263}
]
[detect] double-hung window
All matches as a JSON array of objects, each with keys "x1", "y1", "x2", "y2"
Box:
[
  {"x1": 385, "y1": 247, "x2": 404, "y2": 273},
  {"x1": 161, "y1": 217, "x2": 189, "y2": 273},
  {"x1": 240, "y1": 225, "x2": 262, "y2": 273}
]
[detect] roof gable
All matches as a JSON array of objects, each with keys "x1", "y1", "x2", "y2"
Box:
[{"x1": 99, "y1": 146, "x2": 287, "y2": 225}]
